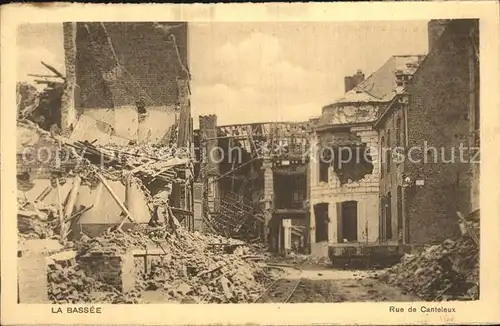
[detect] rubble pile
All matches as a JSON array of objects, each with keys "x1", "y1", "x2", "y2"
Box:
[
  {"x1": 72, "y1": 141, "x2": 191, "y2": 178},
  {"x1": 379, "y1": 216, "x2": 479, "y2": 301},
  {"x1": 17, "y1": 82, "x2": 40, "y2": 120},
  {"x1": 70, "y1": 225, "x2": 273, "y2": 303},
  {"x1": 17, "y1": 74, "x2": 276, "y2": 304},
  {"x1": 16, "y1": 62, "x2": 65, "y2": 131},
  {"x1": 140, "y1": 231, "x2": 271, "y2": 303},
  {"x1": 47, "y1": 263, "x2": 144, "y2": 304},
  {"x1": 17, "y1": 131, "x2": 194, "y2": 239},
  {"x1": 17, "y1": 198, "x2": 59, "y2": 240}
]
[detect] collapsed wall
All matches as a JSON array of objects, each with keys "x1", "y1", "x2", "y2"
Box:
[{"x1": 62, "y1": 22, "x2": 190, "y2": 144}]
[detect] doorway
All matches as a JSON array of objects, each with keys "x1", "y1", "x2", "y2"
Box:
[
  {"x1": 397, "y1": 186, "x2": 403, "y2": 243},
  {"x1": 314, "y1": 203, "x2": 329, "y2": 242},
  {"x1": 385, "y1": 192, "x2": 392, "y2": 240},
  {"x1": 338, "y1": 201, "x2": 358, "y2": 242}
]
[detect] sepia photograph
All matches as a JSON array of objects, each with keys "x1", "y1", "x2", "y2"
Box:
[
  {"x1": 14, "y1": 18, "x2": 481, "y2": 306},
  {"x1": 3, "y1": 2, "x2": 500, "y2": 325}
]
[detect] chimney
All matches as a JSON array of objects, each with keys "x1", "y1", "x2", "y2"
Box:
[
  {"x1": 344, "y1": 76, "x2": 353, "y2": 93},
  {"x1": 428, "y1": 20, "x2": 451, "y2": 53},
  {"x1": 352, "y1": 70, "x2": 365, "y2": 88},
  {"x1": 344, "y1": 69, "x2": 365, "y2": 93}
]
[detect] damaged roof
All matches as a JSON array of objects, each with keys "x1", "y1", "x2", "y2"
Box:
[{"x1": 324, "y1": 55, "x2": 426, "y2": 108}]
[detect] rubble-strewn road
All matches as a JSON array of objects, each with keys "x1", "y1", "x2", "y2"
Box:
[{"x1": 276, "y1": 267, "x2": 418, "y2": 303}]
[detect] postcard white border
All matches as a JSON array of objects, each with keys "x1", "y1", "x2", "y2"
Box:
[{"x1": 2, "y1": 2, "x2": 499, "y2": 325}]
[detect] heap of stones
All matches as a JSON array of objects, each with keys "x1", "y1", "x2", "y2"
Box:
[{"x1": 378, "y1": 218, "x2": 479, "y2": 301}]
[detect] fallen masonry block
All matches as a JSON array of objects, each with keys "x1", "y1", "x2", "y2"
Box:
[
  {"x1": 48, "y1": 250, "x2": 77, "y2": 268},
  {"x1": 18, "y1": 254, "x2": 49, "y2": 303}
]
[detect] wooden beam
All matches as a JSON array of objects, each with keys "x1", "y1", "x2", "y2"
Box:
[
  {"x1": 41, "y1": 61, "x2": 66, "y2": 80},
  {"x1": 63, "y1": 176, "x2": 81, "y2": 221},
  {"x1": 96, "y1": 173, "x2": 136, "y2": 230},
  {"x1": 28, "y1": 74, "x2": 62, "y2": 79},
  {"x1": 55, "y1": 179, "x2": 65, "y2": 239}
]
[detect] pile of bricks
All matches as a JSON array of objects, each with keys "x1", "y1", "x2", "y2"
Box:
[
  {"x1": 378, "y1": 226, "x2": 479, "y2": 301},
  {"x1": 47, "y1": 261, "x2": 143, "y2": 304},
  {"x1": 137, "y1": 226, "x2": 273, "y2": 303},
  {"x1": 38, "y1": 223, "x2": 274, "y2": 304},
  {"x1": 70, "y1": 224, "x2": 273, "y2": 303}
]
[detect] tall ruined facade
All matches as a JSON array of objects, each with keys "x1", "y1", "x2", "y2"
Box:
[
  {"x1": 62, "y1": 22, "x2": 191, "y2": 145},
  {"x1": 194, "y1": 119, "x2": 311, "y2": 253},
  {"x1": 59, "y1": 22, "x2": 194, "y2": 230},
  {"x1": 309, "y1": 55, "x2": 424, "y2": 258}
]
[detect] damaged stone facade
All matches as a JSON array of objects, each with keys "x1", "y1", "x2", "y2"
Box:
[
  {"x1": 307, "y1": 55, "x2": 426, "y2": 257},
  {"x1": 309, "y1": 124, "x2": 380, "y2": 257},
  {"x1": 62, "y1": 22, "x2": 190, "y2": 144},
  {"x1": 320, "y1": 104, "x2": 380, "y2": 126},
  {"x1": 375, "y1": 19, "x2": 479, "y2": 245}
]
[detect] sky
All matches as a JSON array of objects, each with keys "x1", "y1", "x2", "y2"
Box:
[{"x1": 17, "y1": 21, "x2": 428, "y2": 127}]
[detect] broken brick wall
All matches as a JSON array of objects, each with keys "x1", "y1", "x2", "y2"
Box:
[
  {"x1": 199, "y1": 115, "x2": 219, "y2": 176},
  {"x1": 262, "y1": 159, "x2": 274, "y2": 246},
  {"x1": 404, "y1": 19, "x2": 478, "y2": 244},
  {"x1": 199, "y1": 115, "x2": 219, "y2": 215},
  {"x1": 68, "y1": 22, "x2": 189, "y2": 143},
  {"x1": 61, "y1": 23, "x2": 78, "y2": 135}
]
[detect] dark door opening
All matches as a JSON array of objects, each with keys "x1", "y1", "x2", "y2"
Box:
[
  {"x1": 385, "y1": 193, "x2": 392, "y2": 240},
  {"x1": 380, "y1": 198, "x2": 385, "y2": 240},
  {"x1": 339, "y1": 201, "x2": 358, "y2": 242},
  {"x1": 380, "y1": 196, "x2": 388, "y2": 241},
  {"x1": 314, "y1": 203, "x2": 329, "y2": 242},
  {"x1": 397, "y1": 186, "x2": 403, "y2": 243}
]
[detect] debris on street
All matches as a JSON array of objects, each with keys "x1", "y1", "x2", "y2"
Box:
[{"x1": 378, "y1": 211, "x2": 480, "y2": 301}]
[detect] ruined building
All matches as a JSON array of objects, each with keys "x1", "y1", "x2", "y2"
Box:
[
  {"x1": 195, "y1": 117, "x2": 311, "y2": 252},
  {"x1": 17, "y1": 22, "x2": 195, "y2": 237},
  {"x1": 373, "y1": 19, "x2": 480, "y2": 245},
  {"x1": 309, "y1": 55, "x2": 425, "y2": 257},
  {"x1": 61, "y1": 22, "x2": 191, "y2": 146}
]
